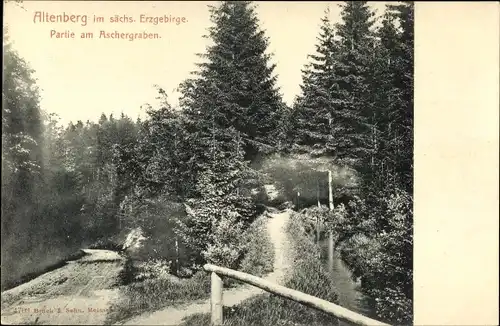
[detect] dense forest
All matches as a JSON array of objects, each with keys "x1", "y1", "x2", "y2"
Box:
[{"x1": 2, "y1": 1, "x2": 413, "y2": 324}]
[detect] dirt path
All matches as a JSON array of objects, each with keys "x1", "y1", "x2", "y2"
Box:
[
  {"x1": 1, "y1": 249, "x2": 124, "y2": 325},
  {"x1": 122, "y1": 210, "x2": 292, "y2": 326}
]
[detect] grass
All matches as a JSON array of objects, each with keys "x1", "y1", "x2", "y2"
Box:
[
  {"x1": 105, "y1": 212, "x2": 276, "y2": 325},
  {"x1": 105, "y1": 269, "x2": 211, "y2": 324},
  {"x1": 181, "y1": 211, "x2": 340, "y2": 326},
  {"x1": 238, "y1": 215, "x2": 275, "y2": 275}
]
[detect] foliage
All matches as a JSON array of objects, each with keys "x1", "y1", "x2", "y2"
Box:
[
  {"x1": 133, "y1": 89, "x2": 195, "y2": 199},
  {"x1": 179, "y1": 1, "x2": 286, "y2": 163},
  {"x1": 1, "y1": 28, "x2": 81, "y2": 290},
  {"x1": 2, "y1": 33, "x2": 140, "y2": 286},
  {"x1": 3, "y1": 2, "x2": 413, "y2": 324},
  {"x1": 291, "y1": 7, "x2": 338, "y2": 157},
  {"x1": 181, "y1": 212, "x2": 340, "y2": 326},
  {"x1": 287, "y1": 2, "x2": 414, "y2": 324},
  {"x1": 134, "y1": 259, "x2": 173, "y2": 281},
  {"x1": 175, "y1": 131, "x2": 258, "y2": 268},
  {"x1": 337, "y1": 188, "x2": 413, "y2": 324}
]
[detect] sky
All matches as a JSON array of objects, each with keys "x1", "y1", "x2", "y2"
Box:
[{"x1": 4, "y1": 1, "x2": 387, "y2": 124}]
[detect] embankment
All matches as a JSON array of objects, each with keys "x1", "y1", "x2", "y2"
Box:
[{"x1": 1, "y1": 249, "x2": 125, "y2": 325}]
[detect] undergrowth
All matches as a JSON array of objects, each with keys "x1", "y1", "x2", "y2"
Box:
[
  {"x1": 105, "y1": 270, "x2": 211, "y2": 324},
  {"x1": 105, "y1": 212, "x2": 276, "y2": 325},
  {"x1": 181, "y1": 211, "x2": 340, "y2": 326},
  {"x1": 228, "y1": 214, "x2": 275, "y2": 287}
]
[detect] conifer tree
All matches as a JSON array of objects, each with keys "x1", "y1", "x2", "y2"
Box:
[
  {"x1": 368, "y1": 1, "x2": 414, "y2": 193},
  {"x1": 2, "y1": 29, "x2": 44, "y2": 195},
  {"x1": 179, "y1": 1, "x2": 285, "y2": 163},
  {"x1": 175, "y1": 127, "x2": 257, "y2": 268},
  {"x1": 334, "y1": 3, "x2": 414, "y2": 323},
  {"x1": 386, "y1": 1, "x2": 414, "y2": 193},
  {"x1": 329, "y1": 1, "x2": 377, "y2": 170},
  {"x1": 134, "y1": 88, "x2": 195, "y2": 200},
  {"x1": 292, "y1": 7, "x2": 339, "y2": 157}
]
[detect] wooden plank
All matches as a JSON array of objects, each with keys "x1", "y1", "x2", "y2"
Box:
[{"x1": 204, "y1": 264, "x2": 391, "y2": 326}]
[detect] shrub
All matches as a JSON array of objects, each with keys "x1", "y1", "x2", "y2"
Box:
[
  {"x1": 181, "y1": 211, "x2": 340, "y2": 326},
  {"x1": 134, "y1": 259, "x2": 172, "y2": 281},
  {"x1": 202, "y1": 210, "x2": 247, "y2": 269},
  {"x1": 117, "y1": 196, "x2": 201, "y2": 275},
  {"x1": 336, "y1": 188, "x2": 413, "y2": 324}
]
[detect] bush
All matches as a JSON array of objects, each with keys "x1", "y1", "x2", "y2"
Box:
[
  {"x1": 181, "y1": 211, "x2": 340, "y2": 326},
  {"x1": 336, "y1": 188, "x2": 413, "y2": 325},
  {"x1": 202, "y1": 210, "x2": 247, "y2": 269},
  {"x1": 268, "y1": 193, "x2": 288, "y2": 207},
  {"x1": 134, "y1": 259, "x2": 172, "y2": 282},
  {"x1": 107, "y1": 210, "x2": 277, "y2": 324}
]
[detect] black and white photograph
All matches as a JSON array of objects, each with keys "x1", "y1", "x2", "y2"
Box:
[{"x1": 2, "y1": 1, "x2": 496, "y2": 325}]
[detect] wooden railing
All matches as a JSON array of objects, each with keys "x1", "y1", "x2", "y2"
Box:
[{"x1": 203, "y1": 263, "x2": 391, "y2": 326}]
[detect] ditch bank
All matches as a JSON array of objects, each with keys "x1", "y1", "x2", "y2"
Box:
[{"x1": 1, "y1": 249, "x2": 125, "y2": 325}]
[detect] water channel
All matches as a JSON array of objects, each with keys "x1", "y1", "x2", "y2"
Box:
[{"x1": 318, "y1": 238, "x2": 377, "y2": 326}]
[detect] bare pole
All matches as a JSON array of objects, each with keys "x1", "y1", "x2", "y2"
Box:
[
  {"x1": 317, "y1": 178, "x2": 321, "y2": 208},
  {"x1": 328, "y1": 170, "x2": 334, "y2": 271},
  {"x1": 316, "y1": 177, "x2": 321, "y2": 244},
  {"x1": 175, "y1": 237, "x2": 180, "y2": 275},
  {"x1": 328, "y1": 170, "x2": 334, "y2": 211}
]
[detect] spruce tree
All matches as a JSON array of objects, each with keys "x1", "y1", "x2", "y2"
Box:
[
  {"x1": 175, "y1": 126, "x2": 257, "y2": 268},
  {"x1": 387, "y1": 1, "x2": 414, "y2": 193},
  {"x1": 369, "y1": 1, "x2": 414, "y2": 193},
  {"x1": 330, "y1": 1, "x2": 377, "y2": 170},
  {"x1": 134, "y1": 89, "x2": 195, "y2": 200},
  {"x1": 372, "y1": 4, "x2": 414, "y2": 323},
  {"x1": 179, "y1": 1, "x2": 285, "y2": 163},
  {"x1": 368, "y1": 9, "x2": 400, "y2": 191},
  {"x1": 292, "y1": 7, "x2": 338, "y2": 157},
  {"x1": 338, "y1": 3, "x2": 414, "y2": 323}
]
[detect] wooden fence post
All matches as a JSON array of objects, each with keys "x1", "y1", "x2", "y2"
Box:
[{"x1": 211, "y1": 272, "x2": 223, "y2": 325}]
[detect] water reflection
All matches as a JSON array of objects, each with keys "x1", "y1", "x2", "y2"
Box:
[{"x1": 319, "y1": 239, "x2": 377, "y2": 326}]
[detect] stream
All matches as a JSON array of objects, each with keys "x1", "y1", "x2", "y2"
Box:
[{"x1": 318, "y1": 239, "x2": 377, "y2": 326}]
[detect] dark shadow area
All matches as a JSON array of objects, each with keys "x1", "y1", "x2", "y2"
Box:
[{"x1": 0, "y1": 249, "x2": 86, "y2": 292}]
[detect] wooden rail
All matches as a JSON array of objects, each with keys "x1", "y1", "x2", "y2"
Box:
[{"x1": 203, "y1": 263, "x2": 391, "y2": 326}]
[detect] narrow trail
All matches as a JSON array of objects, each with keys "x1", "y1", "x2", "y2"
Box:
[{"x1": 122, "y1": 210, "x2": 292, "y2": 326}]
